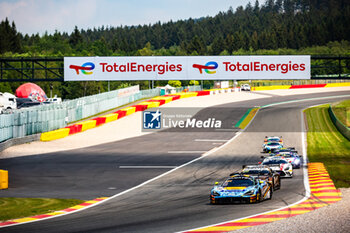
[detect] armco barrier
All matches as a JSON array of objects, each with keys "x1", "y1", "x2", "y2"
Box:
[
  {"x1": 40, "y1": 128, "x2": 70, "y2": 142},
  {"x1": 0, "y1": 170, "x2": 8, "y2": 189},
  {"x1": 328, "y1": 105, "x2": 350, "y2": 140},
  {"x1": 77, "y1": 120, "x2": 97, "y2": 132}
]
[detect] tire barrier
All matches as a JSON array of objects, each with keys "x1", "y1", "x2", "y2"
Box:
[
  {"x1": 184, "y1": 163, "x2": 341, "y2": 233},
  {"x1": 328, "y1": 104, "x2": 350, "y2": 140},
  {"x1": 0, "y1": 170, "x2": 8, "y2": 189}
]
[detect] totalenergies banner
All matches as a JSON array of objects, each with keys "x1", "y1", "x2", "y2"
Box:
[{"x1": 64, "y1": 56, "x2": 310, "y2": 81}]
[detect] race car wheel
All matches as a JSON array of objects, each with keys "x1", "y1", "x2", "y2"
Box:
[
  {"x1": 275, "y1": 177, "x2": 281, "y2": 190},
  {"x1": 266, "y1": 186, "x2": 273, "y2": 200},
  {"x1": 255, "y1": 190, "x2": 262, "y2": 203}
]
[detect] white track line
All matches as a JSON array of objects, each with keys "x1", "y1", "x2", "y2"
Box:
[
  {"x1": 167, "y1": 151, "x2": 207, "y2": 154},
  {"x1": 180, "y1": 97, "x2": 349, "y2": 232},
  {"x1": 119, "y1": 166, "x2": 177, "y2": 169},
  {"x1": 194, "y1": 139, "x2": 229, "y2": 142},
  {"x1": 178, "y1": 104, "x2": 312, "y2": 233},
  {"x1": 2, "y1": 94, "x2": 346, "y2": 229}
]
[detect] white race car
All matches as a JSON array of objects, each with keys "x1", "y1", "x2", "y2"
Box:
[
  {"x1": 261, "y1": 156, "x2": 293, "y2": 177},
  {"x1": 240, "y1": 84, "x2": 251, "y2": 91}
]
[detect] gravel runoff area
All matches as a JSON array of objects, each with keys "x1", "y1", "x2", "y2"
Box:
[
  {"x1": 233, "y1": 188, "x2": 350, "y2": 233},
  {"x1": 0, "y1": 86, "x2": 349, "y2": 159}
]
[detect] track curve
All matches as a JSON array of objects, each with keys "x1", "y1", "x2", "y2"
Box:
[{"x1": 1, "y1": 90, "x2": 349, "y2": 233}]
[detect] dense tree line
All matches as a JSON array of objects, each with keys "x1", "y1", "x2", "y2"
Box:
[
  {"x1": 1, "y1": 0, "x2": 350, "y2": 56},
  {"x1": 0, "y1": 0, "x2": 350, "y2": 99}
]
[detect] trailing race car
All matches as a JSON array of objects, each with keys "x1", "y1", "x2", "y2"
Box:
[
  {"x1": 239, "y1": 165, "x2": 281, "y2": 190},
  {"x1": 273, "y1": 152, "x2": 301, "y2": 169},
  {"x1": 261, "y1": 156, "x2": 293, "y2": 177},
  {"x1": 273, "y1": 147, "x2": 298, "y2": 155},
  {"x1": 210, "y1": 174, "x2": 273, "y2": 204},
  {"x1": 262, "y1": 141, "x2": 283, "y2": 152},
  {"x1": 263, "y1": 136, "x2": 283, "y2": 145}
]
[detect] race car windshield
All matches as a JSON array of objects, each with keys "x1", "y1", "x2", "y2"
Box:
[
  {"x1": 223, "y1": 179, "x2": 254, "y2": 187},
  {"x1": 268, "y1": 138, "x2": 280, "y2": 142},
  {"x1": 267, "y1": 143, "x2": 280, "y2": 146},
  {"x1": 242, "y1": 170, "x2": 260, "y2": 174},
  {"x1": 263, "y1": 160, "x2": 287, "y2": 165},
  {"x1": 243, "y1": 170, "x2": 269, "y2": 175}
]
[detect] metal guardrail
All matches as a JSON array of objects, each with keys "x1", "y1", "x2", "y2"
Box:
[
  {"x1": 328, "y1": 104, "x2": 350, "y2": 140},
  {"x1": 0, "y1": 56, "x2": 350, "y2": 82}
]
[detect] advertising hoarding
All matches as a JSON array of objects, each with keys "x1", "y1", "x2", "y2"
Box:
[{"x1": 64, "y1": 56, "x2": 310, "y2": 81}]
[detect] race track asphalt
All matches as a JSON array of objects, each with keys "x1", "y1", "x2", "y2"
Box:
[{"x1": 0, "y1": 90, "x2": 349, "y2": 233}]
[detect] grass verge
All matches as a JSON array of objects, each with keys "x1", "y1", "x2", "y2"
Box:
[
  {"x1": 0, "y1": 197, "x2": 84, "y2": 221},
  {"x1": 304, "y1": 104, "x2": 350, "y2": 188},
  {"x1": 332, "y1": 99, "x2": 350, "y2": 127}
]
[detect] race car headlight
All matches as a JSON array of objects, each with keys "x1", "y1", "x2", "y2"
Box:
[
  {"x1": 244, "y1": 190, "x2": 255, "y2": 196},
  {"x1": 212, "y1": 191, "x2": 220, "y2": 196},
  {"x1": 294, "y1": 159, "x2": 300, "y2": 164}
]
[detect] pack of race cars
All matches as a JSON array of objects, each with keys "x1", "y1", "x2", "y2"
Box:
[{"x1": 210, "y1": 136, "x2": 302, "y2": 204}]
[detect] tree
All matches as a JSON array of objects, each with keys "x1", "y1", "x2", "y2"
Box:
[
  {"x1": 189, "y1": 80, "x2": 199, "y2": 85},
  {"x1": 69, "y1": 26, "x2": 83, "y2": 47},
  {"x1": 168, "y1": 80, "x2": 181, "y2": 87}
]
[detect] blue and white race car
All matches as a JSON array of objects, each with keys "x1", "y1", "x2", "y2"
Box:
[
  {"x1": 210, "y1": 174, "x2": 273, "y2": 204},
  {"x1": 274, "y1": 152, "x2": 301, "y2": 169},
  {"x1": 262, "y1": 142, "x2": 283, "y2": 152}
]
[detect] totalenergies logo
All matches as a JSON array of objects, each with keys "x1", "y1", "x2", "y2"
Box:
[
  {"x1": 192, "y1": 61, "x2": 218, "y2": 74},
  {"x1": 69, "y1": 62, "x2": 95, "y2": 75}
]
